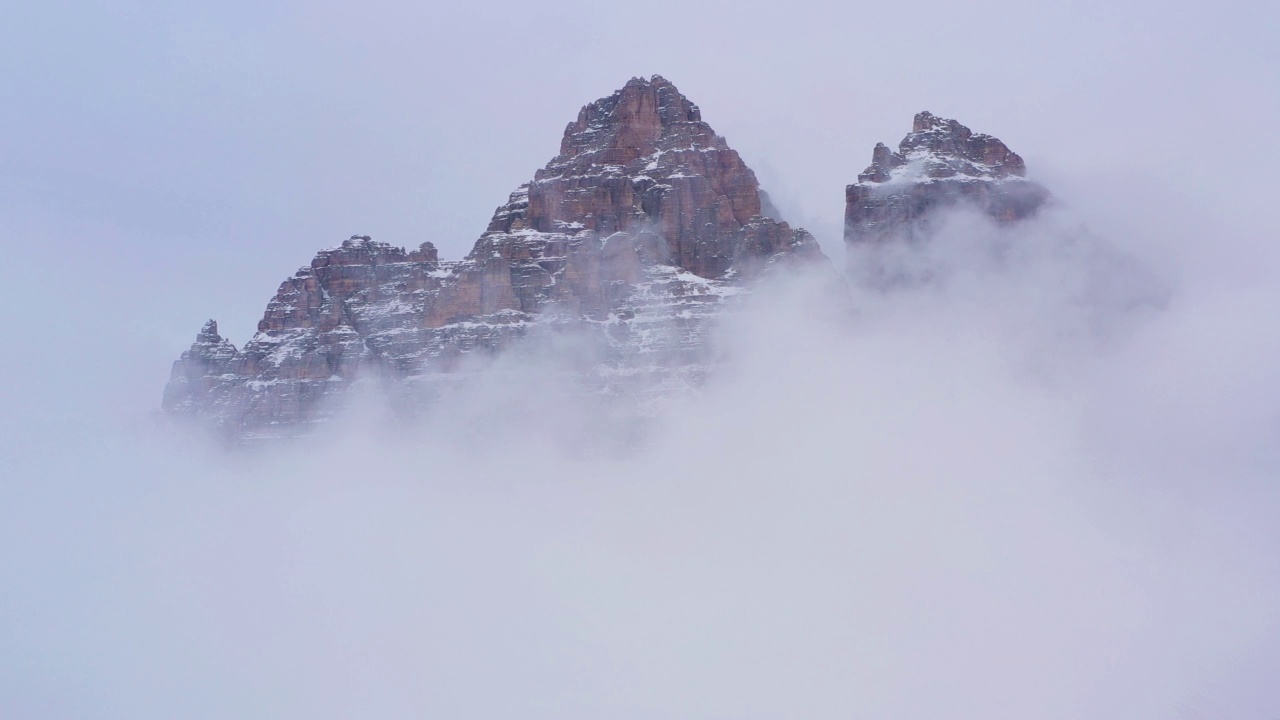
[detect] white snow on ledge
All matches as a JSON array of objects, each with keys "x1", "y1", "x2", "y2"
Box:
[{"x1": 855, "y1": 151, "x2": 1032, "y2": 188}]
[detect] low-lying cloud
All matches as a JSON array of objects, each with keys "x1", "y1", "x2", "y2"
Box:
[{"x1": 3, "y1": 194, "x2": 1279, "y2": 719}]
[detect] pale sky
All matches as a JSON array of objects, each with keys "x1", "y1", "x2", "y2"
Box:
[{"x1": 4, "y1": 0, "x2": 1277, "y2": 347}]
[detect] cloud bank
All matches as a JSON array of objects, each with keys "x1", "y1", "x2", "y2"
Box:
[{"x1": 3, "y1": 186, "x2": 1279, "y2": 718}]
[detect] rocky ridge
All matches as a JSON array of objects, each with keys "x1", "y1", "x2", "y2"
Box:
[
  {"x1": 163, "y1": 76, "x2": 827, "y2": 440},
  {"x1": 845, "y1": 111, "x2": 1049, "y2": 248}
]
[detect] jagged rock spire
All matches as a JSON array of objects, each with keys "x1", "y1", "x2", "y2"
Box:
[
  {"x1": 197, "y1": 319, "x2": 222, "y2": 343},
  {"x1": 845, "y1": 111, "x2": 1048, "y2": 247},
  {"x1": 553, "y1": 75, "x2": 703, "y2": 164},
  {"x1": 162, "y1": 319, "x2": 241, "y2": 416},
  {"x1": 857, "y1": 111, "x2": 1029, "y2": 184},
  {"x1": 488, "y1": 74, "x2": 771, "y2": 272}
]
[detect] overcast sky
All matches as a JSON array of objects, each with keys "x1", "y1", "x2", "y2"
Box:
[
  {"x1": 5, "y1": 0, "x2": 1278, "y2": 348},
  {"x1": 3, "y1": 2, "x2": 1280, "y2": 718}
]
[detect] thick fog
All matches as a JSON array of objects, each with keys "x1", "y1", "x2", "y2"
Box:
[{"x1": 3, "y1": 1, "x2": 1280, "y2": 718}]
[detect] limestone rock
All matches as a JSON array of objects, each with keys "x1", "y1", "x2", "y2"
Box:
[
  {"x1": 845, "y1": 111, "x2": 1049, "y2": 247},
  {"x1": 162, "y1": 76, "x2": 828, "y2": 440}
]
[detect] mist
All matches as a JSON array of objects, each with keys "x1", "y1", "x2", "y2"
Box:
[
  {"x1": 5, "y1": 191, "x2": 1280, "y2": 717},
  {"x1": 4, "y1": 1, "x2": 1280, "y2": 718}
]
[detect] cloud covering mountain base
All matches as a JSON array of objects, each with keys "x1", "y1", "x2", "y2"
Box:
[{"x1": 4, "y1": 195, "x2": 1279, "y2": 718}]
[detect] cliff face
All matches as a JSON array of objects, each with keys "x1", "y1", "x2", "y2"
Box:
[
  {"x1": 163, "y1": 76, "x2": 827, "y2": 440},
  {"x1": 844, "y1": 111, "x2": 1049, "y2": 248}
]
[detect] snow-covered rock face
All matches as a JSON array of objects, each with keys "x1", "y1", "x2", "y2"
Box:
[
  {"x1": 162, "y1": 76, "x2": 827, "y2": 441},
  {"x1": 845, "y1": 111, "x2": 1049, "y2": 248}
]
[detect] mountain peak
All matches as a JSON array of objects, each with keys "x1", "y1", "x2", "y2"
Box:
[
  {"x1": 554, "y1": 75, "x2": 706, "y2": 167},
  {"x1": 163, "y1": 76, "x2": 826, "y2": 441},
  {"x1": 911, "y1": 110, "x2": 954, "y2": 133},
  {"x1": 496, "y1": 75, "x2": 805, "y2": 277},
  {"x1": 857, "y1": 111, "x2": 1028, "y2": 185},
  {"x1": 845, "y1": 112, "x2": 1048, "y2": 248}
]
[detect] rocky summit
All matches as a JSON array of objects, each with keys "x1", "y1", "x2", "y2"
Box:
[
  {"x1": 163, "y1": 76, "x2": 828, "y2": 441},
  {"x1": 844, "y1": 111, "x2": 1049, "y2": 249}
]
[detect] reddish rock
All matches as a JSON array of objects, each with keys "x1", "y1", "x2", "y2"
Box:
[
  {"x1": 163, "y1": 76, "x2": 828, "y2": 440},
  {"x1": 845, "y1": 111, "x2": 1049, "y2": 247}
]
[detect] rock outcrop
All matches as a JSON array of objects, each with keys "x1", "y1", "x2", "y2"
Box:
[
  {"x1": 844, "y1": 111, "x2": 1049, "y2": 247},
  {"x1": 163, "y1": 76, "x2": 827, "y2": 440}
]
